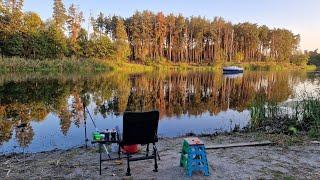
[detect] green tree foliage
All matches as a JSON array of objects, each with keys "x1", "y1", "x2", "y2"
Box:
[
  {"x1": 45, "y1": 20, "x2": 68, "y2": 58},
  {"x1": 77, "y1": 28, "x2": 89, "y2": 57},
  {"x1": 307, "y1": 49, "x2": 320, "y2": 66},
  {"x1": 2, "y1": 33, "x2": 23, "y2": 56},
  {"x1": 87, "y1": 35, "x2": 114, "y2": 59},
  {"x1": 290, "y1": 53, "x2": 309, "y2": 66},
  {"x1": 0, "y1": 2, "x2": 305, "y2": 64},
  {"x1": 113, "y1": 17, "x2": 130, "y2": 61}
]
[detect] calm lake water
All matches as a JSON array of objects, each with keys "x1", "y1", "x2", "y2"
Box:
[{"x1": 0, "y1": 71, "x2": 319, "y2": 154}]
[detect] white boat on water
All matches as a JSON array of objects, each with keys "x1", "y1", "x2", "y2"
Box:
[{"x1": 223, "y1": 66, "x2": 244, "y2": 74}]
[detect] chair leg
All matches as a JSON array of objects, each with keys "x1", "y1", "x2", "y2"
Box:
[
  {"x1": 146, "y1": 144, "x2": 149, "y2": 156},
  {"x1": 99, "y1": 144, "x2": 102, "y2": 175},
  {"x1": 154, "y1": 144, "x2": 161, "y2": 160},
  {"x1": 118, "y1": 144, "x2": 121, "y2": 159},
  {"x1": 126, "y1": 153, "x2": 131, "y2": 176},
  {"x1": 153, "y1": 144, "x2": 158, "y2": 172}
]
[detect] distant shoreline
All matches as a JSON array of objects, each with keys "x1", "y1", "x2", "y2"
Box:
[{"x1": 0, "y1": 57, "x2": 317, "y2": 73}]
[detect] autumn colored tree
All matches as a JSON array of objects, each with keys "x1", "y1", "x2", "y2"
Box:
[
  {"x1": 2, "y1": 0, "x2": 24, "y2": 32},
  {"x1": 258, "y1": 25, "x2": 270, "y2": 61},
  {"x1": 166, "y1": 14, "x2": 175, "y2": 62},
  {"x1": 0, "y1": 0, "x2": 24, "y2": 57},
  {"x1": 154, "y1": 12, "x2": 167, "y2": 60},
  {"x1": 22, "y1": 12, "x2": 43, "y2": 33},
  {"x1": 66, "y1": 4, "x2": 84, "y2": 57},
  {"x1": 53, "y1": 0, "x2": 66, "y2": 30}
]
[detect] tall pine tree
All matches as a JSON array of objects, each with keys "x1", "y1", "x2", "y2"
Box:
[
  {"x1": 114, "y1": 17, "x2": 130, "y2": 61},
  {"x1": 66, "y1": 3, "x2": 83, "y2": 56},
  {"x1": 53, "y1": 0, "x2": 66, "y2": 30}
]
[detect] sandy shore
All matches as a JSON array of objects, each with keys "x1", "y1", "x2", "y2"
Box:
[{"x1": 0, "y1": 133, "x2": 319, "y2": 179}]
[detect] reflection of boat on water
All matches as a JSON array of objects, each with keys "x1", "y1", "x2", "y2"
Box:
[
  {"x1": 223, "y1": 66, "x2": 244, "y2": 74},
  {"x1": 223, "y1": 73, "x2": 243, "y2": 79}
]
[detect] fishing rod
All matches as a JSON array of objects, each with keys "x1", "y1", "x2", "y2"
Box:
[
  {"x1": 83, "y1": 102, "x2": 111, "y2": 157},
  {"x1": 83, "y1": 102, "x2": 98, "y2": 130},
  {"x1": 86, "y1": 106, "x2": 97, "y2": 130}
]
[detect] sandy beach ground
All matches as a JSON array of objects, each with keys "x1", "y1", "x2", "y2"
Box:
[{"x1": 0, "y1": 133, "x2": 319, "y2": 179}]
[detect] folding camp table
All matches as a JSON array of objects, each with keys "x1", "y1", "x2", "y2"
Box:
[{"x1": 91, "y1": 136, "x2": 122, "y2": 175}]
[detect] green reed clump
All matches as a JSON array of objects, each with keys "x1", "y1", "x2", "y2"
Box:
[
  {"x1": 249, "y1": 91, "x2": 320, "y2": 138},
  {"x1": 297, "y1": 92, "x2": 320, "y2": 138},
  {"x1": 0, "y1": 57, "x2": 110, "y2": 73}
]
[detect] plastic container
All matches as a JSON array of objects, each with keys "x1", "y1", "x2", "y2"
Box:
[
  {"x1": 92, "y1": 132, "x2": 101, "y2": 140},
  {"x1": 122, "y1": 145, "x2": 139, "y2": 154}
]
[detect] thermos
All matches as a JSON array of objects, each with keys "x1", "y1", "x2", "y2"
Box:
[
  {"x1": 104, "y1": 129, "x2": 110, "y2": 141},
  {"x1": 111, "y1": 129, "x2": 116, "y2": 141}
]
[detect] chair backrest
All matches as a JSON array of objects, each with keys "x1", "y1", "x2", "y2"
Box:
[{"x1": 122, "y1": 110, "x2": 159, "y2": 145}]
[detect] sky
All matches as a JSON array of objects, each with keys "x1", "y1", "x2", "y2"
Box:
[{"x1": 23, "y1": 0, "x2": 320, "y2": 51}]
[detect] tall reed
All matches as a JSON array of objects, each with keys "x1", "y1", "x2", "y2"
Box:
[{"x1": 249, "y1": 90, "x2": 320, "y2": 138}]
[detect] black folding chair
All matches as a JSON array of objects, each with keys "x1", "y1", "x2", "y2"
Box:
[{"x1": 120, "y1": 110, "x2": 160, "y2": 176}]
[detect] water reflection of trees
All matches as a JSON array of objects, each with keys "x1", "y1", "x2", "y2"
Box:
[
  {"x1": 0, "y1": 71, "x2": 306, "y2": 147},
  {"x1": 123, "y1": 72, "x2": 299, "y2": 119},
  {"x1": 16, "y1": 124, "x2": 34, "y2": 148}
]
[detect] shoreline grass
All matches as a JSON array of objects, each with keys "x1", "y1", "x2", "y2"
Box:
[
  {"x1": 0, "y1": 57, "x2": 110, "y2": 73},
  {"x1": 223, "y1": 61, "x2": 317, "y2": 71},
  {"x1": 0, "y1": 57, "x2": 317, "y2": 73}
]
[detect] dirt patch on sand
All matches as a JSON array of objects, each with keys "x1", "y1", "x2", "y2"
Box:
[{"x1": 0, "y1": 133, "x2": 319, "y2": 179}]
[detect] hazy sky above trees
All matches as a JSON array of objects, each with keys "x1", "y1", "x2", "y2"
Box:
[{"x1": 23, "y1": 0, "x2": 320, "y2": 51}]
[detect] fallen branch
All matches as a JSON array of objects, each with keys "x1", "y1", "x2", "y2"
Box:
[
  {"x1": 206, "y1": 141, "x2": 273, "y2": 150},
  {"x1": 14, "y1": 157, "x2": 21, "y2": 162},
  {"x1": 6, "y1": 169, "x2": 11, "y2": 177}
]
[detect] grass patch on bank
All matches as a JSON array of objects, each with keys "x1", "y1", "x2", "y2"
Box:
[
  {"x1": 0, "y1": 57, "x2": 110, "y2": 73},
  {"x1": 223, "y1": 61, "x2": 317, "y2": 71},
  {"x1": 0, "y1": 57, "x2": 316, "y2": 73},
  {"x1": 149, "y1": 59, "x2": 220, "y2": 72},
  {"x1": 104, "y1": 59, "x2": 220, "y2": 73},
  {"x1": 103, "y1": 60, "x2": 154, "y2": 73}
]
